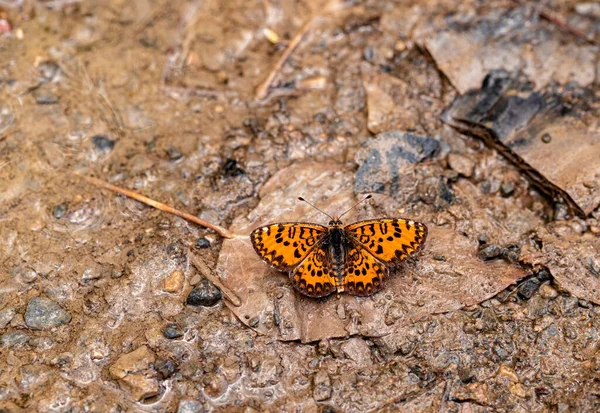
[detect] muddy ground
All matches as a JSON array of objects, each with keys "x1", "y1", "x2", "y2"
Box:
[{"x1": 1, "y1": 0, "x2": 600, "y2": 412}]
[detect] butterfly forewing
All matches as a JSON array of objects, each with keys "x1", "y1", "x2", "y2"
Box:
[
  {"x1": 344, "y1": 219, "x2": 428, "y2": 266},
  {"x1": 250, "y1": 223, "x2": 327, "y2": 271},
  {"x1": 343, "y1": 242, "x2": 388, "y2": 296}
]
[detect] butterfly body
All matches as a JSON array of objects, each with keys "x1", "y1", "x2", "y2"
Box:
[{"x1": 251, "y1": 215, "x2": 428, "y2": 298}]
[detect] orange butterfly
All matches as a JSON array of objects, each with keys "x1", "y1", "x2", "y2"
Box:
[{"x1": 250, "y1": 196, "x2": 428, "y2": 298}]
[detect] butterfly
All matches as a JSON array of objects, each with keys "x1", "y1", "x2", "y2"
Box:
[{"x1": 250, "y1": 196, "x2": 428, "y2": 298}]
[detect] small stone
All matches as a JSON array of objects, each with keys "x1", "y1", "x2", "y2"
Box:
[
  {"x1": 0, "y1": 331, "x2": 30, "y2": 348},
  {"x1": 222, "y1": 159, "x2": 245, "y2": 177},
  {"x1": 34, "y1": 91, "x2": 59, "y2": 104},
  {"x1": 509, "y1": 382, "x2": 528, "y2": 398},
  {"x1": 155, "y1": 359, "x2": 177, "y2": 379},
  {"x1": 109, "y1": 346, "x2": 159, "y2": 401},
  {"x1": 541, "y1": 133, "x2": 552, "y2": 143},
  {"x1": 313, "y1": 370, "x2": 332, "y2": 401},
  {"x1": 30, "y1": 337, "x2": 54, "y2": 350},
  {"x1": 24, "y1": 297, "x2": 72, "y2": 330},
  {"x1": 164, "y1": 270, "x2": 185, "y2": 293},
  {"x1": 478, "y1": 245, "x2": 503, "y2": 260},
  {"x1": 554, "y1": 203, "x2": 569, "y2": 220},
  {"x1": 0, "y1": 309, "x2": 15, "y2": 329},
  {"x1": 38, "y1": 60, "x2": 60, "y2": 82},
  {"x1": 53, "y1": 204, "x2": 67, "y2": 219},
  {"x1": 162, "y1": 324, "x2": 183, "y2": 339},
  {"x1": 120, "y1": 373, "x2": 160, "y2": 401},
  {"x1": 186, "y1": 280, "x2": 222, "y2": 307},
  {"x1": 340, "y1": 338, "x2": 372, "y2": 364},
  {"x1": 539, "y1": 284, "x2": 558, "y2": 299},
  {"x1": 177, "y1": 400, "x2": 204, "y2": 413},
  {"x1": 92, "y1": 135, "x2": 115, "y2": 151},
  {"x1": 497, "y1": 364, "x2": 519, "y2": 382},
  {"x1": 518, "y1": 278, "x2": 541, "y2": 300},
  {"x1": 19, "y1": 268, "x2": 38, "y2": 283},
  {"x1": 363, "y1": 46, "x2": 374, "y2": 61},
  {"x1": 167, "y1": 146, "x2": 183, "y2": 161},
  {"x1": 81, "y1": 264, "x2": 103, "y2": 281},
  {"x1": 195, "y1": 237, "x2": 211, "y2": 249},
  {"x1": 447, "y1": 153, "x2": 475, "y2": 178},
  {"x1": 500, "y1": 182, "x2": 515, "y2": 197},
  {"x1": 313, "y1": 112, "x2": 326, "y2": 123},
  {"x1": 202, "y1": 373, "x2": 228, "y2": 398}
]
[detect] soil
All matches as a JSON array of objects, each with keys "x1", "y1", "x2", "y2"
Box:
[{"x1": 1, "y1": 1, "x2": 599, "y2": 412}]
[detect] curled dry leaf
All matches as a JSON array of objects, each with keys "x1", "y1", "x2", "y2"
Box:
[{"x1": 216, "y1": 162, "x2": 527, "y2": 342}]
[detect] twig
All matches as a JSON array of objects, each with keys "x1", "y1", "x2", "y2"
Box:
[
  {"x1": 254, "y1": 17, "x2": 318, "y2": 101},
  {"x1": 78, "y1": 175, "x2": 236, "y2": 239},
  {"x1": 514, "y1": 0, "x2": 599, "y2": 46},
  {"x1": 189, "y1": 252, "x2": 242, "y2": 307},
  {"x1": 538, "y1": 7, "x2": 599, "y2": 46}
]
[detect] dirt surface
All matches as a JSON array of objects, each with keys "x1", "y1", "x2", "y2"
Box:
[{"x1": 1, "y1": 0, "x2": 599, "y2": 412}]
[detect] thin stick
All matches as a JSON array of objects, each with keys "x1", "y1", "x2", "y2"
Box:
[
  {"x1": 254, "y1": 18, "x2": 317, "y2": 101},
  {"x1": 538, "y1": 6, "x2": 599, "y2": 46},
  {"x1": 512, "y1": 0, "x2": 599, "y2": 46},
  {"x1": 78, "y1": 175, "x2": 236, "y2": 239}
]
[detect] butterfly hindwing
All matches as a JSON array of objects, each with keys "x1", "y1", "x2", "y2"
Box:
[
  {"x1": 343, "y1": 242, "x2": 388, "y2": 296},
  {"x1": 291, "y1": 242, "x2": 337, "y2": 298},
  {"x1": 345, "y1": 218, "x2": 428, "y2": 266},
  {"x1": 250, "y1": 222, "x2": 327, "y2": 271}
]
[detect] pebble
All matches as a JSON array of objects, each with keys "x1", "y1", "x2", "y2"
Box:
[
  {"x1": 167, "y1": 146, "x2": 183, "y2": 161},
  {"x1": 24, "y1": 297, "x2": 72, "y2": 330},
  {"x1": 38, "y1": 60, "x2": 60, "y2": 82},
  {"x1": 0, "y1": 309, "x2": 15, "y2": 329},
  {"x1": 34, "y1": 90, "x2": 59, "y2": 104},
  {"x1": 195, "y1": 237, "x2": 211, "y2": 249},
  {"x1": 497, "y1": 364, "x2": 519, "y2": 382},
  {"x1": 155, "y1": 359, "x2": 177, "y2": 379},
  {"x1": 509, "y1": 382, "x2": 528, "y2": 398},
  {"x1": 478, "y1": 245, "x2": 504, "y2": 260},
  {"x1": 447, "y1": 153, "x2": 475, "y2": 177},
  {"x1": 162, "y1": 323, "x2": 183, "y2": 339},
  {"x1": 19, "y1": 268, "x2": 38, "y2": 283},
  {"x1": 222, "y1": 159, "x2": 245, "y2": 177},
  {"x1": 53, "y1": 204, "x2": 67, "y2": 219},
  {"x1": 501, "y1": 182, "x2": 515, "y2": 197},
  {"x1": 540, "y1": 284, "x2": 558, "y2": 298},
  {"x1": 340, "y1": 338, "x2": 372, "y2": 364},
  {"x1": 202, "y1": 373, "x2": 229, "y2": 398},
  {"x1": 92, "y1": 135, "x2": 115, "y2": 151},
  {"x1": 518, "y1": 278, "x2": 541, "y2": 300},
  {"x1": 177, "y1": 400, "x2": 204, "y2": 413},
  {"x1": 164, "y1": 270, "x2": 185, "y2": 293},
  {"x1": 186, "y1": 280, "x2": 222, "y2": 307},
  {"x1": 0, "y1": 331, "x2": 30, "y2": 348},
  {"x1": 109, "y1": 346, "x2": 159, "y2": 401}
]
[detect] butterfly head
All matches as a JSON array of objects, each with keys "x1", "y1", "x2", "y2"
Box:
[{"x1": 328, "y1": 217, "x2": 343, "y2": 226}]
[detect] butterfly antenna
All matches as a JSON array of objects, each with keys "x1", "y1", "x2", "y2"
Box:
[
  {"x1": 338, "y1": 195, "x2": 372, "y2": 220},
  {"x1": 297, "y1": 197, "x2": 334, "y2": 220}
]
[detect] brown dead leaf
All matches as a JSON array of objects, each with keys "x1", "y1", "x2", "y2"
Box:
[{"x1": 216, "y1": 162, "x2": 527, "y2": 342}]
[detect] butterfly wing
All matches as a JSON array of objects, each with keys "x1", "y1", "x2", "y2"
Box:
[
  {"x1": 250, "y1": 222, "x2": 328, "y2": 271},
  {"x1": 344, "y1": 219, "x2": 428, "y2": 266},
  {"x1": 291, "y1": 242, "x2": 337, "y2": 298},
  {"x1": 343, "y1": 241, "x2": 388, "y2": 296}
]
